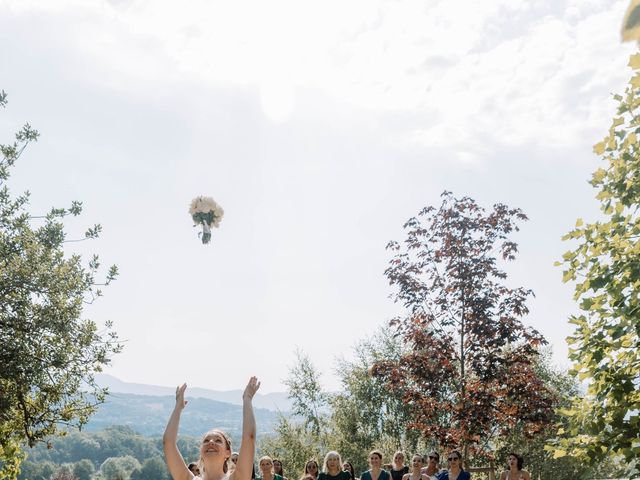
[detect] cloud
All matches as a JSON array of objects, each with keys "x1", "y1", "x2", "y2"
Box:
[
  {"x1": 3, "y1": 0, "x2": 634, "y2": 159},
  {"x1": 0, "y1": 0, "x2": 633, "y2": 389}
]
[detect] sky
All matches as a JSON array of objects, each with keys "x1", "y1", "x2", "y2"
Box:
[{"x1": 0, "y1": 0, "x2": 636, "y2": 394}]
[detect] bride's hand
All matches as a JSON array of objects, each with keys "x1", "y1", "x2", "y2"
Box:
[
  {"x1": 242, "y1": 376, "x2": 260, "y2": 401},
  {"x1": 175, "y1": 383, "x2": 188, "y2": 410}
]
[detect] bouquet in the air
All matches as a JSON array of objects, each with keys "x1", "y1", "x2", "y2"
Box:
[{"x1": 189, "y1": 196, "x2": 224, "y2": 244}]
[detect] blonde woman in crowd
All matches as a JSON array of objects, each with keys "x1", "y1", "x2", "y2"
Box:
[
  {"x1": 319, "y1": 452, "x2": 351, "y2": 480},
  {"x1": 390, "y1": 452, "x2": 409, "y2": 480},
  {"x1": 259, "y1": 456, "x2": 284, "y2": 480}
]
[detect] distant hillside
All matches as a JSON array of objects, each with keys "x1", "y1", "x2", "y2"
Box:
[
  {"x1": 96, "y1": 374, "x2": 292, "y2": 412},
  {"x1": 85, "y1": 392, "x2": 281, "y2": 437}
]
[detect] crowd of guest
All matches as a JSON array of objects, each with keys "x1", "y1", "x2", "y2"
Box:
[{"x1": 190, "y1": 450, "x2": 530, "y2": 480}]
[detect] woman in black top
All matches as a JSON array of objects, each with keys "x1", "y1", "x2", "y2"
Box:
[
  {"x1": 319, "y1": 452, "x2": 351, "y2": 480},
  {"x1": 361, "y1": 450, "x2": 390, "y2": 480},
  {"x1": 343, "y1": 462, "x2": 356, "y2": 480},
  {"x1": 390, "y1": 452, "x2": 409, "y2": 480}
]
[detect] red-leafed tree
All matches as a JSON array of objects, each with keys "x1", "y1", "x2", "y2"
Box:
[{"x1": 371, "y1": 192, "x2": 555, "y2": 460}]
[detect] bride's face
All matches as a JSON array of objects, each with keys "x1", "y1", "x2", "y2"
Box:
[{"x1": 200, "y1": 431, "x2": 230, "y2": 461}]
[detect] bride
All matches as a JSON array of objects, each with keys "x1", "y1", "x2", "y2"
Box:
[{"x1": 163, "y1": 376, "x2": 261, "y2": 480}]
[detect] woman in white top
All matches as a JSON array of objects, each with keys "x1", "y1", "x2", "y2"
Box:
[
  {"x1": 499, "y1": 453, "x2": 530, "y2": 480},
  {"x1": 163, "y1": 376, "x2": 261, "y2": 480},
  {"x1": 402, "y1": 455, "x2": 430, "y2": 480}
]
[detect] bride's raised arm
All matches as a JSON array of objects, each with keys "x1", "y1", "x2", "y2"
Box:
[
  {"x1": 163, "y1": 383, "x2": 192, "y2": 480},
  {"x1": 231, "y1": 376, "x2": 261, "y2": 480}
]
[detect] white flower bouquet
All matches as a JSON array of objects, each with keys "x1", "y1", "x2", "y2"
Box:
[{"x1": 189, "y1": 196, "x2": 224, "y2": 244}]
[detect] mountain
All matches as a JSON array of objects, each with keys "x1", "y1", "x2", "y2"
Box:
[
  {"x1": 96, "y1": 374, "x2": 292, "y2": 412},
  {"x1": 84, "y1": 392, "x2": 281, "y2": 438}
]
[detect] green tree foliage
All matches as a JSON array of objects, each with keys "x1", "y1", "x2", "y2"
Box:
[
  {"x1": 260, "y1": 418, "x2": 322, "y2": 479},
  {"x1": 551, "y1": 53, "x2": 640, "y2": 476},
  {"x1": 130, "y1": 457, "x2": 171, "y2": 480},
  {"x1": 0, "y1": 91, "x2": 122, "y2": 478},
  {"x1": 73, "y1": 459, "x2": 95, "y2": 480},
  {"x1": 494, "y1": 350, "x2": 591, "y2": 480},
  {"x1": 262, "y1": 333, "x2": 429, "y2": 476},
  {"x1": 331, "y1": 329, "x2": 422, "y2": 474},
  {"x1": 0, "y1": 436, "x2": 24, "y2": 480},
  {"x1": 100, "y1": 456, "x2": 141, "y2": 480},
  {"x1": 284, "y1": 349, "x2": 330, "y2": 438},
  {"x1": 260, "y1": 351, "x2": 330, "y2": 477},
  {"x1": 17, "y1": 426, "x2": 194, "y2": 479},
  {"x1": 18, "y1": 426, "x2": 178, "y2": 470},
  {"x1": 15, "y1": 460, "x2": 57, "y2": 480},
  {"x1": 372, "y1": 192, "x2": 555, "y2": 460},
  {"x1": 51, "y1": 464, "x2": 76, "y2": 480}
]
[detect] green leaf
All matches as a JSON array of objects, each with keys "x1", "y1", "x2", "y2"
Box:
[
  {"x1": 593, "y1": 142, "x2": 606, "y2": 155},
  {"x1": 553, "y1": 449, "x2": 567, "y2": 459},
  {"x1": 629, "y1": 53, "x2": 640, "y2": 70},
  {"x1": 592, "y1": 168, "x2": 607, "y2": 182}
]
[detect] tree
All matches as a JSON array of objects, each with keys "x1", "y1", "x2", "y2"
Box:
[
  {"x1": 100, "y1": 456, "x2": 141, "y2": 480},
  {"x1": 260, "y1": 418, "x2": 322, "y2": 479},
  {"x1": 130, "y1": 457, "x2": 170, "y2": 480},
  {"x1": 260, "y1": 351, "x2": 330, "y2": 476},
  {"x1": 0, "y1": 91, "x2": 122, "y2": 477},
  {"x1": 550, "y1": 53, "x2": 640, "y2": 476},
  {"x1": 14, "y1": 459, "x2": 57, "y2": 480},
  {"x1": 73, "y1": 459, "x2": 95, "y2": 480},
  {"x1": 494, "y1": 349, "x2": 591, "y2": 480},
  {"x1": 284, "y1": 349, "x2": 329, "y2": 438},
  {"x1": 331, "y1": 328, "x2": 422, "y2": 473},
  {"x1": 51, "y1": 465, "x2": 76, "y2": 480},
  {"x1": 372, "y1": 192, "x2": 555, "y2": 461}
]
